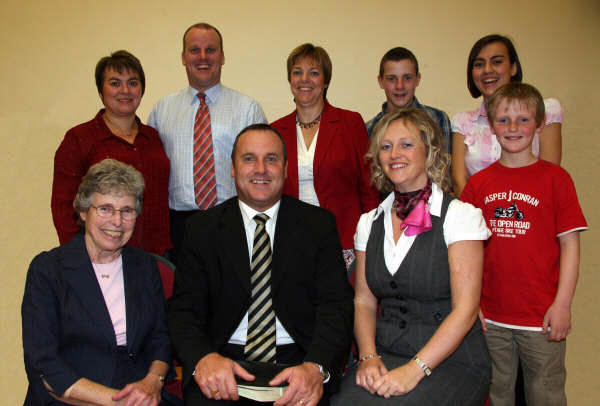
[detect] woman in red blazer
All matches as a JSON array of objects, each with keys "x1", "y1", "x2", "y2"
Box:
[{"x1": 271, "y1": 43, "x2": 380, "y2": 270}]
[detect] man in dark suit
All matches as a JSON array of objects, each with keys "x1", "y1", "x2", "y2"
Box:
[{"x1": 168, "y1": 124, "x2": 354, "y2": 405}]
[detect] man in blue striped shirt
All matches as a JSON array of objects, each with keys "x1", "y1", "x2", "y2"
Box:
[{"x1": 148, "y1": 22, "x2": 267, "y2": 264}]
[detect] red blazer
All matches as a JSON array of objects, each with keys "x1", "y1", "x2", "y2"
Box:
[{"x1": 271, "y1": 101, "x2": 380, "y2": 249}]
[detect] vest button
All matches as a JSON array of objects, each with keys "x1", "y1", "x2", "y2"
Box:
[{"x1": 390, "y1": 281, "x2": 397, "y2": 289}]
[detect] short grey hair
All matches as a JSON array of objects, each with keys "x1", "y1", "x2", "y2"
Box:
[{"x1": 74, "y1": 159, "x2": 145, "y2": 218}]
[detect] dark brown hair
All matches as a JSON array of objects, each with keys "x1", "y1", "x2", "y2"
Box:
[
  {"x1": 95, "y1": 50, "x2": 145, "y2": 95},
  {"x1": 379, "y1": 47, "x2": 419, "y2": 77},
  {"x1": 467, "y1": 34, "x2": 523, "y2": 98}
]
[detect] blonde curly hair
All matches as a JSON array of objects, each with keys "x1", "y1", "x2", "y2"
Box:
[{"x1": 366, "y1": 108, "x2": 451, "y2": 193}]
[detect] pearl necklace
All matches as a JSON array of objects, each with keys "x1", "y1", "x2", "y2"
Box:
[{"x1": 296, "y1": 112, "x2": 322, "y2": 129}]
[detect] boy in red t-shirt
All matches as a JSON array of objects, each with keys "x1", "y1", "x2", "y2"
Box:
[{"x1": 461, "y1": 83, "x2": 587, "y2": 406}]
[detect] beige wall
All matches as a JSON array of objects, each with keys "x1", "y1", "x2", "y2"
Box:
[{"x1": 2, "y1": 0, "x2": 598, "y2": 403}]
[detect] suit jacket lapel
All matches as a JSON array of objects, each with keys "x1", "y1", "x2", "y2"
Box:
[
  {"x1": 277, "y1": 112, "x2": 300, "y2": 197},
  {"x1": 313, "y1": 101, "x2": 340, "y2": 175},
  {"x1": 217, "y1": 199, "x2": 252, "y2": 293},
  {"x1": 122, "y1": 247, "x2": 140, "y2": 350},
  {"x1": 271, "y1": 196, "x2": 300, "y2": 294},
  {"x1": 62, "y1": 234, "x2": 117, "y2": 346}
]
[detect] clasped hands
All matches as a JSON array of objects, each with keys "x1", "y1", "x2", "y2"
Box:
[
  {"x1": 111, "y1": 373, "x2": 163, "y2": 406},
  {"x1": 194, "y1": 353, "x2": 323, "y2": 405},
  {"x1": 355, "y1": 357, "x2": 424, "y2": 398}
]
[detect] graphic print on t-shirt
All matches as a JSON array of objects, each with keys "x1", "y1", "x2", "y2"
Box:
[{"x1": 485, "y1": 189, "x2": 539, "y2": 239}]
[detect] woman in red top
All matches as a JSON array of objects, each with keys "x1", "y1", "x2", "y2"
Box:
[
  {"x1": 51, "y1": 50, "x2": 171, "y2": 255},
  {"x1": 271, "y1": 43, "x2": 379, "y2": 270}
]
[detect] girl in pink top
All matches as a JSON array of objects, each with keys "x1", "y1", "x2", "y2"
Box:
[{"x1": 451, "y1": 34, "x2": 563, "y2": 196}]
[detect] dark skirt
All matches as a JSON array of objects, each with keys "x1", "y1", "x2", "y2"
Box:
[{"x1": 331, "y1": 349, "x2": 489, "y2": 406}]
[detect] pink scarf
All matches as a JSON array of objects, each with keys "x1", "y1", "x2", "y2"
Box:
[{"x1": 393, "y1": 180, "x2": 432, "y2": 236}]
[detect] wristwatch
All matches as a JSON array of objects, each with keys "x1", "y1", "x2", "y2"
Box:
[
  {"x1": 308, "y1": 362, "x2": 331, "y2": 383},
  {"x1": 412, "y1": 355, "x2": 432, "y2": 376}
]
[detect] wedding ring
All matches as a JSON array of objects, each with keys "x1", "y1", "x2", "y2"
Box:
[
  {"x1": 211, "y1": 390, "x2": 219, "y2": 395},
  {"x1": 299, "y1": 400, "x2": 305, "y2": 405}
]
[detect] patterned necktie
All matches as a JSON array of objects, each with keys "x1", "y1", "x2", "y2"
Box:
[
  {"x1": 193, "y1": 93, "x2": 217, "y2": 209},
  {"x1": 244, "y1": 214, "x2": 276, "y2": 363}
]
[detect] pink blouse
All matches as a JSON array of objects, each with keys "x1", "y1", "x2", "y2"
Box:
[
  {"x1": 452, "y1": 98, "x2": 563, "y2": 176},
  {"x1": 93, "y1": 256, "x2": 127, "y2": 346}
]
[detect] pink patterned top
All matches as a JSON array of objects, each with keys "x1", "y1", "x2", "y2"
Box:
[{"x1": 452, "y1": 98, "x2": 563, "y2": 176}]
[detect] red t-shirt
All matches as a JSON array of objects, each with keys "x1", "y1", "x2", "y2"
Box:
[
  {"x1": 51, "y1": 110, "x2": 172, "y2": 255},
  {"x1": 461, "y1": 160, "x2": 587, "y2": 326}
]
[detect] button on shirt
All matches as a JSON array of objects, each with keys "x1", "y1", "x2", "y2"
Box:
[
  {"x1": 148, "y1": 84, "x2": 267, "y2": 210},
  {"x1": 228, "y1": 199, "x2": 294, "y2": 345}
]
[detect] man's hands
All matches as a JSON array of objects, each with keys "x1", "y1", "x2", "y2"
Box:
[
  {"x1": 270, "y1": 362, "x2": 324, "y2": 406},
  {"x1": 193, "y1": 353, "x2": 255, "y2": 401},
  {"x1": 194, "y1": 356, "x2": 325, "y2": 405}
]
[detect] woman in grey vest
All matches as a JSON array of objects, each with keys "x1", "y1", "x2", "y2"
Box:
[{"x1": 332, "y1": 109, "x2": 491, "y2": 405}]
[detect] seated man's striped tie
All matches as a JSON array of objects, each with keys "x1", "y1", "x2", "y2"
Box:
[{"x1": 244, "y1": 213, "x2": 276, "y2": 363}]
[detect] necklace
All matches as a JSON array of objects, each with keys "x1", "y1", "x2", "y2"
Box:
[
  {"x1": 296, "y1": 112, "x2": 322, "y2": 129},
  {"x1": 103, "y1": 114, "x2": 137, "y2": 138}
]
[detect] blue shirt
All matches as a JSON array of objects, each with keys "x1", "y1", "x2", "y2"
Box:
[
  {"x1": 148, "y1": 84, "x2": 267, "y2": 210},
  {"x1": 365, "y1": 97, "x2": 453, "y2": 154}
]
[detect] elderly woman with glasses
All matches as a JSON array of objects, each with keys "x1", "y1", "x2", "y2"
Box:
[{"x1": 22, "y1": 159, "x2": 171, "y2": 406}]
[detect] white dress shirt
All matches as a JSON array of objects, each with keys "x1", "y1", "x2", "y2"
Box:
[
  {"x1": 148, "y1": 84, "x2": 267, "y2": 210},
  {"x1": 228, "y1": 200, "x2": 294, "y2": 345}
]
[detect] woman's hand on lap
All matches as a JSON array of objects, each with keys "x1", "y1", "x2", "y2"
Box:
[
  {"x1": 372, "y1": 362, "x2": 424, "y2": 398},
  {"x1": 356, "y1": 357, "x2": 388, "y2": 394},
  {"x1": 111, "y1": 374, "x2": 162, "y2": 406}
]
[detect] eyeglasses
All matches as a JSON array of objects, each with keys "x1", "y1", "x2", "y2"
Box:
[{"x1": 91, "y1": 204, "x2": 138, "y2": 221}]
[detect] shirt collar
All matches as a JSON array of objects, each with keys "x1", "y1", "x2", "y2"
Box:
[
  {"x1": 238, "y1": 199, "x2": 281, "y2": 229},
  {"x1": 186, "y1": 83, "x2": 222, "y2": 105},
  {"x1": 374, "y1": 182, "x2": 444, "y2": 220},
  {"x1": 409, "y1": 96, "x2": 423, "y2": 109},
  {"x1": 380, "y1": 101, "x2": 388, "y2": 114},
  {"x1": 93, "y1": 109, "x2": 148, "y2": 140},
  {"x1": 475, "y1": 100, "x2": 487, "y2": 121}
]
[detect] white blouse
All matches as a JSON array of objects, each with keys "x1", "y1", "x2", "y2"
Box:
[
  {"x1": 296, "y1": 124, "x2": 320, "y2": 207},
  {"x1": 354, "y1": 183, "x2": 491, "y2": 275}
]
